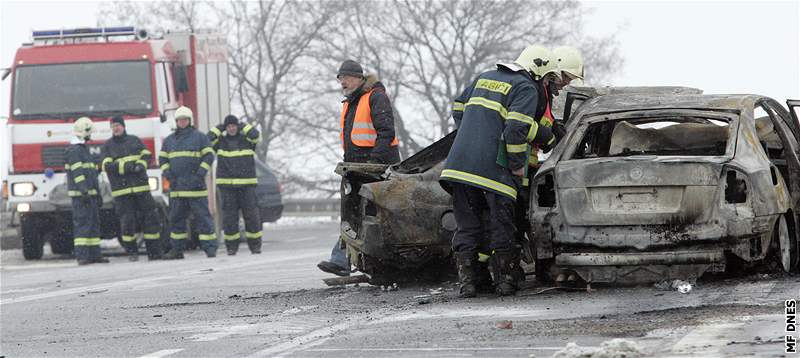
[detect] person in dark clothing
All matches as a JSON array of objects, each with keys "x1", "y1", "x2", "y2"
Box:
[
  {"x1": 208, "y1": 114, "x2": 262, "y2": 255},
  {"x1": 159, "y1": 106, "x2": 218, "y2": 259},
  {"x1": 317, "y1": 59, "x2": 401, "y2": 277},
  {"x1": 101, "y1": 115, "x2": 163, "y2": 261},
  {"x1": 66, "y1": 117, "x2": 109, "y2": 265},
  {"x1": 440, "y1": 45, "x2": 557, "y2": 297}
]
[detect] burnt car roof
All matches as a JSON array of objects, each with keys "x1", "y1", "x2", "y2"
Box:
[{"x1": 579, "y1": 93, "x2": 766, "y2": 116}]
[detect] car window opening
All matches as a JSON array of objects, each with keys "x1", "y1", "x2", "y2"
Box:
[{"x1": 572, "y1": 117, "x2": 730, "y2": 159}]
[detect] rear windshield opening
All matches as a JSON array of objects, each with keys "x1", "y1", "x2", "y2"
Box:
[{"x1": 572, "y1": 117, "x2": 730, "y2": 159}]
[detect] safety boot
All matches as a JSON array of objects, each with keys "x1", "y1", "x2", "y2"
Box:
[
  {"x1": 145, "y1": 239, "x2": 163, "y2": 260},
  {"x1": 475, "y1": 261, "x2": 495, "y2": 294},
  {"x1": 492, "y1": 251, "x2": 518, "y2": 296},
  {"x1": 247, "y1": 239, "x2": 262, "y2": 254},
  {"x1": 454, "y1": 251, "x2": 478, "y2": 298},
  {"x1": 124, "y1": 241, "x2": 139, "y2": 262},
  {"x1": 162, "y1": 240, "x2": 185, "y2": 260},
  {"x1": 225, "y1": 240, "x2": 239, "y2": 256}
]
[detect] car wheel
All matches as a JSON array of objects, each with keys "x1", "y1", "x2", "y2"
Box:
[
  {"x1": 774, "y1": 214, "x2": 798, "y2": 273},
  {"x1": 21, "y1": 216, "x2": 44, "y2": 260}
]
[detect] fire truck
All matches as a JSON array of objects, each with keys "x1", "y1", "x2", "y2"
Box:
[{"x1": 2, "y1": 27, "x2": 229, "y2": 260}]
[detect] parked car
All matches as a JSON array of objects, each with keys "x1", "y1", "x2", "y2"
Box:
[
  {"x1": 254, "y1": 158, "x2": 283, "y2": 223},
  {"x1": 337, "y1": 87, "x2": 800, "y2": 285},
  {"x1": 531, "y1": 93, "x2": 800, "y2": 284}
]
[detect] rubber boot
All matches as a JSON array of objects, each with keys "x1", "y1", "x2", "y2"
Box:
[
  {"x1": 475, "y1": 261, "x2": 495, "y2": 294},
  {"x1": 247, "y1": 239, "x2": 262, "y2": 254},
  {"x1": 201, "y1": 240, "x2": 218, "y2": 258},
  {"x1": 88, "y1": 246, "x2": 109, "y2": 263},
  {"x1": 492, "y1": 251, "x2": 518, "y2": 296},
  {"x1": 145, "y1": 239, "x2": 163, "y2": 260},
  {"x1": 454, "y1": 251, "x2": 478, "y2": 298},
  {"x1": 162, "y1": 240, "x2": 185, "y2": 260},
  {"x1": 124, "y1": 241, "x2": 139, "y2": 261},
  {"x1": 225, "y1": 240, "x2": 239, "y2": 256}
]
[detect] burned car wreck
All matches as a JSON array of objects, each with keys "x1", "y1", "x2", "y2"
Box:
[
  {"x1": 532, "y1": 93, "x2": 800, "y2": 284},
  {"x1": 336, "y1": 87, "x2": 800, "y2": 285}
]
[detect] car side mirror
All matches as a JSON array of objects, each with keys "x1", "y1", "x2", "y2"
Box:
[{"x1": 1, "y1": 68, "x2": 10, "y2": 81}]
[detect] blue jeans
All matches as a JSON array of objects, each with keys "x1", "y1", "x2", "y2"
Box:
[{"x1": 329, "y1": 240, "x2": 349, "y2": 269}]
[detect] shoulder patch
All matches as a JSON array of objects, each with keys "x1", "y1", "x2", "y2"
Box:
[{"x1": 475, "y1": 79, "x2": 512, "y2": 95}]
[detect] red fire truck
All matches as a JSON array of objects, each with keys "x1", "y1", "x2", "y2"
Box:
[{"x1": 2, "y1": 27, "x2": 229, "y2": 259}]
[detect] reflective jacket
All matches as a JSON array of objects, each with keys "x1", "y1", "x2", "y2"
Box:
[
  {"x1": 159, "y1": 126, "x2": 215, "y2": 198},
  {"x1": 208, "y1": 123, "x2": 261, "y2": 186},
  {"x1": 65, "y1": 139, "x2": 100, "y2": 197},
  {"x1": 340, "y1": 75, "x2": 400, "y2": 164},
  {"x1": 100, "y1": 133, "x2": 152, "y2": 198},
  {"x1": 440, "y1": 66, "x2": 554, "y2": 200}
]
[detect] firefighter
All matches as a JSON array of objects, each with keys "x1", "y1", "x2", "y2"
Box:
[
  {"x1": 101, "y1": 116, "x2": 163, "y2": 261},
  {"x1": 66, "y1": 117, "x2": 109, "y2": 265},
  {"x1": 440, "y1": 45, "x2": 556, "y2": 297},
  {"x1": 317, "y1": 59, "x2": 400, "y2": 277},
  {"x1": 159, "y1": 106, "x2": 218, "y2": 259},
  {"x1": 208, "y1": 114, "x2": 262, "y2": 255}
]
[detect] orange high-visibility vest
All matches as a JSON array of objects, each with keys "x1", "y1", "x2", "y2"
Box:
[
  {"x1": 340, "y1": 89, "x2": 399, "y2": 148},
  {"x1": 529, "y1": 87, "x2": 555, "y2": 167}
]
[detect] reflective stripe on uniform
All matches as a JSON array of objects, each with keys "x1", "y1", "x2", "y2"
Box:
[
  {"x1": 74, "y1": 175, "x2": 86, "y2": 183},
  {"x1": 506, "y1": 143, "x2": 528, "y2": 153},
  {"x1": 74, "y1": 237, "x2": 102, "y2": 246},
  {"x1": 440, "y1": 169, "x2": 517, "y2": 199},
  {"x1": 143, "y1": 233, "x2": 160, "y2": 240},
  {"x1": 200, "y1": 162, "x2": 211, "y2": 171},
  {"x1": 216, "y1": 178, "x2": 258, "y2": 185},
  {"x1": 351, "y1": 133, "x2": 377, "y2": 141},
  {"x1": 198, "y1": 234, "x2": 216, "y2": 241},
  {"x1": 465, "y1": 96, "x2": 508, "y2": 118},
  {"x1": 165, "y1": 151, "x2": 201, "y2": 158},
  {"x1": 217, "y1": 149, "x2": 255, "y2": 157},
  {"x1": 507, "y1": 111, "x2": 535, "y2": 125},
  {"x1": 246, "y1": 136, "x2": 261, "y2": 144},
  {"x1": 242, "y1": 124, "x2": 253, "y2": 135},
  {"x1": 68, "y1": 189, "x2": 98, "y2": 197},
  {"x1": 245, "y1": 231, "x2": 262, "y2": 239},
  {"x1": 210, "y1": 127, "x2": 222, "y2": 136},
  {"x1": 224, "y1": 232, "x2": 240, "y2": 241},
  {"x1": 478, "y1": 252, "x2": 492, "y2": 263},
  {"x1": 453, "y1": 101, "x2": 465, "y2": 112},
  {"x1": 169, "y1": 190, "x2": 209, "y2": 198},
  {"x1": 121, "y1": 235, "x2": 136, "y2": 242},
  {"x1": 171, "y1": 232, "x2": 188, "y2": 240},
  {"x1": 527, "y1": 122, "x2": 539, "y2": 142},
  {"x1": 111, "y1": 185, "x2": 151, "y2": 197},
  {"x1": 160, "y1": 163, "x2": 170, "y2": 171},
  {"x1": 65, "y1": 162, "x2": 96, "y2": 171},
  {"x1": 201, "y1": 147, "x2": 214, "y2": 155}
]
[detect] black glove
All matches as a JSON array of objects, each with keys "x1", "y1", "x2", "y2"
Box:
[
  {"x1": 540, "y1": 141, "x2": 554, "y2": 154},
  {"x1": 123, "y1": 161, "x2": 137, "y2": 173},
  {"x1": 133, "y1": 163, "x2": 146, "y2": 173},
  {"x1": 553, "y1": 122, "x2": 567, "y2": 143}
]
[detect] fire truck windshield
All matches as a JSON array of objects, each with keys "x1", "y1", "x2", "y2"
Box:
[{"x1": 11, "y1": 60, "x2": 153, "y2": 119}]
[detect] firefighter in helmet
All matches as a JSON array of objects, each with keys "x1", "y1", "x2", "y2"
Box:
[
  {"x1": 159, "y1": 106, "x2": 218, "y2": 258},
  {"x1": 66, "y1": 117, "x2": 109, "y2": 265}
]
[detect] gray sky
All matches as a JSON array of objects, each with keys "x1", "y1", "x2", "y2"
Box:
[{"x1": 1, "y1": 0, "x2": 799, "y2": 178}]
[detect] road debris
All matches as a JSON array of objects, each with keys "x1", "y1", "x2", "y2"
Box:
[
  {"x1": 495, "y1": 320, "x2": 513, "y2": 329},
  {"x1": 552, "y1": 338, "x2": 643, "y2": 358},
  {"x1": 414, "y1": 294, "x2": 432, "y2": 304},
  {"x1": 429, "y1": 287, "x2": 445, "y2": 296},
  {"x1": 86, "y1": 289, "x2": 108, "y2": 294},
  {"x1": 323, "y1": 274, "x2": 370, "y2": 286},
  {"x1": 654, "y1": 279, "x2": 693, "y2": 293}
]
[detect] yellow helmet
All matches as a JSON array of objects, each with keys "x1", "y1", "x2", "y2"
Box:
[
  {"x1": 553, "y1": 46, "x2": 584, "y2": 80},
  {"x1": 514, "y1": 45, "x2": 559, "y2": 80},
  {"x1": 73, "y1": 117, "x2": 94, "y2": 139},
  {"x1": 175, "y1": 106, "x2": 194, "y2": 124}
]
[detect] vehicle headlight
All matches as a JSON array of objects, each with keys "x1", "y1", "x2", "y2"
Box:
[
  {"x1": 17, "y1": 203, "x2": 31, "y2": 212},
  {"x1": 148, "y1": 177, "x2": 159, "y2": 191},
  {"x1": 12, "y1": 182, "x2": 35, "y2": 196}
]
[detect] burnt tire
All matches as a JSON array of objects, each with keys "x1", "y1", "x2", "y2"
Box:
[{"x1": 773, "y1": 214, "x2": 799, "y2": 273}]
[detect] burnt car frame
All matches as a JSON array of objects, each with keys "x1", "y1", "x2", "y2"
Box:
[{"x1": 531, "y1": 93, "x2": 800, "y2": 284}]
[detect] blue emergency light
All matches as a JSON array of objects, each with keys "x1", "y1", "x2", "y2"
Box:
[{"x1": 32, "y1": 26, "x2": 137, "y2": 40}]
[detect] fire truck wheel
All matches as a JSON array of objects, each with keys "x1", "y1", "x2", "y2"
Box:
[{"x1": 21, "y1": 216, "x2": 44, "y2": 260}]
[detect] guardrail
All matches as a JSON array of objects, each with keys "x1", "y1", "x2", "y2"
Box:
[{"x1": 281, "y1": 198, "x2": 340, "y2": 217}]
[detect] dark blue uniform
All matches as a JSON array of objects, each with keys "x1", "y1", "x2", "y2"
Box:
[
  {"x1": 208, "y1": 122, "x2": 262, "y2": 254},
  {"x1": 65, "y1": 139, "x2": 103, "y2": 263},
  {"x1": 160, "y1": 126, "x2": 217, "y2": 257}
]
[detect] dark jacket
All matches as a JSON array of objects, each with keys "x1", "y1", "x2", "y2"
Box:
[
  {"x1": 100, "y1": 133, "x2": 152, "y2": 197},
  {"x1": 159, "y1": 126, "x2": 214, "y2": 198},
  {"x1": 208, "y1": 123, "x2": 260, "y2": 186},
  {"x1": 65, "y1": 140, "x2": 100, "y2": 197},
  {"x1": 342, "y1": 75, "x2": 401, "y2": 164},
  {"x1": 440, "y1": 66, "x2": 554, "y2": 200}
]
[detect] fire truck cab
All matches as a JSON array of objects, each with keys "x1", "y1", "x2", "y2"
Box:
[{"x1": 3, "y1": 27, "x2": 229, "y2": 259}]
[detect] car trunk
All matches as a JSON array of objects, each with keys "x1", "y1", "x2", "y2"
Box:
[{"x1": 556, "y1": 159, "x2": 724, "y2": 226}]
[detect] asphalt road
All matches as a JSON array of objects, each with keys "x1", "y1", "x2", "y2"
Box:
[{"x1": 1, "y1": 218, "x2": 798, "y2": 358}]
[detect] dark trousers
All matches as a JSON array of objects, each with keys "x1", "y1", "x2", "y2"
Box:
[
  {"x1": 169, "y1": 197, "x2": 217, "y2": 251},
  {"x1": 71, "y1": 196, "x2": 102, "y2": 261},
  {"x1": 451, "y1": 182, "x2": 516, "y2": 254},
  {"x1": 220, "y1": 186, "x2": 262, "y2": 248},
  {"x1": 114, "y1": 193, "x2": 161, "y2": 254}
]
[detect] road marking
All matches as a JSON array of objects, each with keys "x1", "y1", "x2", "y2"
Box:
[
  {"x1": 0, "y1": 251, "x2": 325, "y2": 305},
  {"x1": 138, "y1": 349, "x2": 184, "y2": 358},
  {"x1": 1, "y1": 262, "x2": 78, "y2": 271},
  {"x1": 246, "y1": 320, "x2": 354, "y2": 358}
]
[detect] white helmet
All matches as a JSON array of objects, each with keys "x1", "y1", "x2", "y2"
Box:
[
  {"x1": 514, "y1": 45, "x2": 559, "y2": 80},
  {"x1": 73, "y1": 117, "x2": 94, "y2": 139},
  {"x1": 553, "y1": 46, "x2": 584, "y2": 80},
  {"x1": 175, "y1": 106, "x2": 194, "y2": 125}
]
